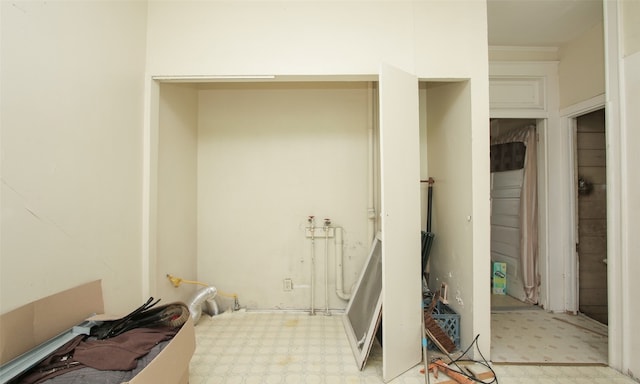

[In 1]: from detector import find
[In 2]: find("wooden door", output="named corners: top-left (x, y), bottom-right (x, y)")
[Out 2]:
top-left (576, 108), bottom-right (608, 324)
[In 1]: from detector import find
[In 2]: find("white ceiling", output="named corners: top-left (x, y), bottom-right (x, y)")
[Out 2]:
top-left (487, 0), bottom-right (603, 47)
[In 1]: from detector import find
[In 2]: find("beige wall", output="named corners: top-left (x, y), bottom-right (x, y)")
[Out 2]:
top-left (424, 81), bottom-right (476, 351)
top-left (146, 1), bottom-right (488, 79)
top-left (196, 82), bottom-right (372, 311)
top-left (558, 21), bottom-right (606, 109)
top-left (0, 1), bottom-right (148, 314)
top-left (489, 47), bottom-right (559, 62)
top-left (622, 0), bottom-right (640, 56)
top-left (146, 2), bottom-right (413, 76)
top-left (156, 83), bottom-right (200, 304)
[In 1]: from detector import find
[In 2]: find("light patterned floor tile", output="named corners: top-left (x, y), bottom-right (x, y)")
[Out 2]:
top-left (188, 311), bottom-right (637, 384)
top-left (491, 310), bottom-right (608, 364)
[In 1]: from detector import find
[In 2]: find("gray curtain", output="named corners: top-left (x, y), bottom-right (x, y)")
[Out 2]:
top-left (491, 126), bottom-right (539, 304)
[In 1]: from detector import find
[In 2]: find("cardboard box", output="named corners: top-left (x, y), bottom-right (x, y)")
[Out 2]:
top-left (492, 262), bottom-right (507, 295)
top-left (0, 281), bottom-right (195, 384)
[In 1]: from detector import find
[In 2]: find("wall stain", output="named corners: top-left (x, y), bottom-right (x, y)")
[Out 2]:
top-left (284, 319), bottom-right (299, 327)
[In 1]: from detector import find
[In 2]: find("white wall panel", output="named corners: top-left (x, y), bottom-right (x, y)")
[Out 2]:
top-left (0, 1), bottom-right (148, 315)
top-left (379, 64), bottom-right (421, 382)
top-left (622, 49), bottom-right (640, 381)
top-left (156, 83), bottom-right (199, 304)
top-left (490, 77), bottom-right (545, 111)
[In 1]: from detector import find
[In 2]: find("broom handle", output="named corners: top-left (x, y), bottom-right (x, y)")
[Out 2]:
top-left (427, 182), bottom-right (433, 232)
top-left (420, 178), bottom-right (435, 232)
top-left (421, 302), bottom-right (431, 384)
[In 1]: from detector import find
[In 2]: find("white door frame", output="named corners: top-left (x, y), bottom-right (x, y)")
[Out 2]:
top-left (489, 61), bottom-right (558, 311)
top-left (559, 94), bottom-right (606, 314)
top-left (603, 0), bottom-right (625, 371)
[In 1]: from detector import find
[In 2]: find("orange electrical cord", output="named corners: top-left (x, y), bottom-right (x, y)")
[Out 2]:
top-left (166, 274), bottom-right (238, 299)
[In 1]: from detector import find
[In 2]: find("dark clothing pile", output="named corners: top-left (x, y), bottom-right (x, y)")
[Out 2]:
top-left (17, 327), bottom-right (178, 384)
top-left (12, 300), bottom-right (190, 384)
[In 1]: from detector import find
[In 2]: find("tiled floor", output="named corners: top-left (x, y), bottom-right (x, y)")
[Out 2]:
top-left (188, 311), bottom-right (637, 384)
top-left (491, 310), bottom-right (608, 364)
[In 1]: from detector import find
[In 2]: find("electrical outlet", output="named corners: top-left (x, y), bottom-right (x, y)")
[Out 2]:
top-left (283, 278), bottom-right (293, 291)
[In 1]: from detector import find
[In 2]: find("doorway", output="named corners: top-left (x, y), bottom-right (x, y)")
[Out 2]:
top-left (489, 116), bottom-right (609, 365)
top-left (575, 108), bottom-right (608, 324)
top-left (490, 118), bottom-right (539, 305)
